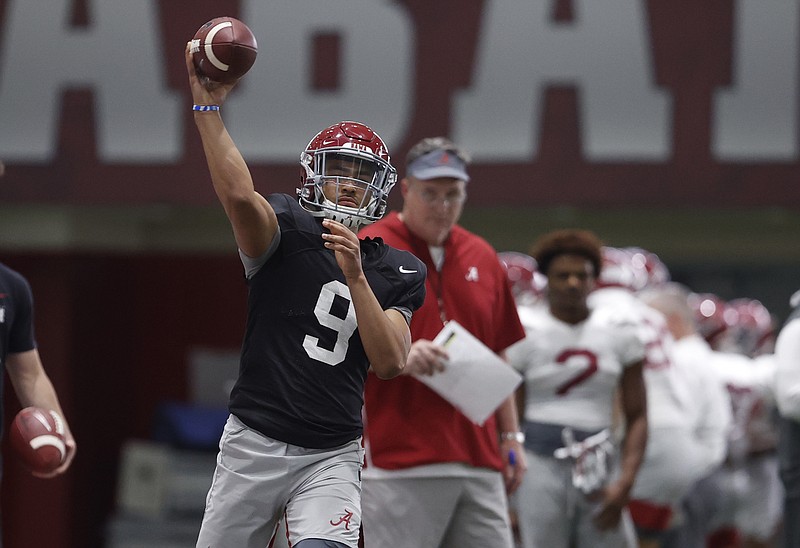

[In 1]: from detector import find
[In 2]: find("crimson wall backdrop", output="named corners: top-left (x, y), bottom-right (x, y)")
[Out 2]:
top-left (0, 0), bottom-right (799, 209)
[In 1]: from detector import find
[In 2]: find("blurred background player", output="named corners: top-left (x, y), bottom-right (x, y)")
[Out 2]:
top-left (774, 289), bottom-right (800, 548)
top-left (688, 292), bottom-right (730, 352)
top-left (358, 137), bottom-right (527, 548)
top-left (694, 294), bottom-right (782, 548)
top-left (185, 46), bottom-right (426, 548)
top-left (667, 290), bottom-right (780, 548)
top-left (0, 161), bottom-right (77, 538)
top-left (716, 298), bottom-right (777, 358)
top-left (0, 263), bottom-right (79, 462)
top-left (637, 283), bottom-right (733, 548)
top-left (498, 251), bottom-right (547, 308)
top-left (506, 229), bottom-right (648, 548)
top-left (1, 163), bottom-right (77, 542)
top-left (716, 298), bottom-right (783, 548)
top-left (588, 248), bottom-right (718, 547)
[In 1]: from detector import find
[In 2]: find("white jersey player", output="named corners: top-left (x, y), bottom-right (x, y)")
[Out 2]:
top-left (506, 231), bottom-right (647, 548)
top-left (704, 341), bottom-right (781, 546)
top-left (511, 302), bottom-right (644, 433)
top-left (662, 289), bottom-right (780, 548)
top-left (590, 259), bottom-right (728, 548)
top-left (776, 290), bottom-right (800, 421)
top-left (775, 289), bottom-right (800, 548)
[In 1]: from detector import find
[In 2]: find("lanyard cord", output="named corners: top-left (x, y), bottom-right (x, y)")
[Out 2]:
top-left (427, 264), bottom-right (448, 325)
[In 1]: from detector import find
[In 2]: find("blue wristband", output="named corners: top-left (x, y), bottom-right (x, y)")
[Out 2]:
top-left (192, 104), bottom-right (220, 112)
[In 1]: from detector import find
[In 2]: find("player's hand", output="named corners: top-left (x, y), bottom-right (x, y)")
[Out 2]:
top-left (322, 219), bottom-right (363, 280)
top-left (403, 339), bottom-right (448, 376)
top-left (590, 481), bottom-right (628, 531)
top-left (185, 42), bottom-right (236, 107)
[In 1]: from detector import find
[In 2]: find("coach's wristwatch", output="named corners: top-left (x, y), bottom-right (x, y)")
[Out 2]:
top-left (500, 431), bottom-right (526, 443)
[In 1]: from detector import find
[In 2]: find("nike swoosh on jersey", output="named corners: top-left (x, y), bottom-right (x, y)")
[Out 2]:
top-left (398, 266), bottom-right (418, 274)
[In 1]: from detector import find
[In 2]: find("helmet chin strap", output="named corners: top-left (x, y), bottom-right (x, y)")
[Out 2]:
top-left (321, 203), bottom-right (371, 232)
top-left (326, 210), bottom-right (362, 231)
top-left (318, 188), bottom-right (380, 231)
top-left (298, 188), bottom-right (372, 232)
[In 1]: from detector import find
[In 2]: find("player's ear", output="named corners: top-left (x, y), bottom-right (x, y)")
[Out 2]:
top-left (400, 177), bottom-right (411, 198)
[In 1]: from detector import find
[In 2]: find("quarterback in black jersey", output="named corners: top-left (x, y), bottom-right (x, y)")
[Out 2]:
top-left (232, 194), bottom-right (427, 450)
top-left (186, 45), bottom-right (425, 548)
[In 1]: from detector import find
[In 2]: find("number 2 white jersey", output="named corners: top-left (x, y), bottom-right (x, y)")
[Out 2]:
top-left (506, 302), bottom-right (645, 431)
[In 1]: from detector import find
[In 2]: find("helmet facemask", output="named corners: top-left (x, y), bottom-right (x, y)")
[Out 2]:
top-left (299, 148), bottom-right (397, 230)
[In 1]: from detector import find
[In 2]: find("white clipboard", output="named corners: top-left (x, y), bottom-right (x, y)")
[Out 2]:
top-left (415, 320), bottom-right (523, 425)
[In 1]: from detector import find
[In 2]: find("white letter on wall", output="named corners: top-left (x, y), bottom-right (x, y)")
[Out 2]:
top-left (0, 0), bottom-right (181, 162)
top-left (454, 0), bottom-right (670, 161)
top-left (714, 0), bottom-right (798, 160)
top-left (230, 0), bottom-right (413, 161)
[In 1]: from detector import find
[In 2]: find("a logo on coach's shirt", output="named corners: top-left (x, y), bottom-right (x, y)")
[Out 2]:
top-left (329, 509), bottom-right (354, 530)
top-left (465, 266), bottom-right (479, 282)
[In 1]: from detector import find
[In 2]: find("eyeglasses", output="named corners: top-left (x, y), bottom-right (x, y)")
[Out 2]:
top-left (411, 186), bottom-right (467, 207)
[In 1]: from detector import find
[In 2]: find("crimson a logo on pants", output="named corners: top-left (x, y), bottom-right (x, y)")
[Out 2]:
top-left (329, 509), bottom-right (354, 531)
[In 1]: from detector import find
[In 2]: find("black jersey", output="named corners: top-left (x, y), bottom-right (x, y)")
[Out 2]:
top-left (0, 262), bottom-right (36, 363)
top-left (229, 194), bottom-right (426, 449)
top-left (0, 262), bottom-right (37, 429)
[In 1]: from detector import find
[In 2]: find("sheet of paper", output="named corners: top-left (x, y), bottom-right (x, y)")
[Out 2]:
top-left (415, 320), bottom-right (523, 425)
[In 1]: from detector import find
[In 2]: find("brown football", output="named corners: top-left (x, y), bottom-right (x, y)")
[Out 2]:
top-left (191, 16), bottom-right (258, 84)
top-left (9, 407), bottom-right (66, 475)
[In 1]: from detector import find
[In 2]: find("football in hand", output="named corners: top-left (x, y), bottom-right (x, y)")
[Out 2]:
top-left (191, 16), bottom-right (258, 84)
top-left (10, 407), bottom-right (67, 475)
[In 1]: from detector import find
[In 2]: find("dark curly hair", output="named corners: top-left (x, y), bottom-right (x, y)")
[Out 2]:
top-left (530, 229), bottom-right (603, 278)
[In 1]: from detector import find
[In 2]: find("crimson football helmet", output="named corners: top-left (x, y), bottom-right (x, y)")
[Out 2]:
top-left (595, 247), bottom-right (649, 292)
top-left (625, 247), bottom-right (670, 289)
top-left (717, 298), bottom-right (776, 357)
top-left (687, 292), bottom-right (729, 349)
top-left (498, 251), bottom-right (547, 305)
top-left (298, 121), bottom-right (397, 229)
